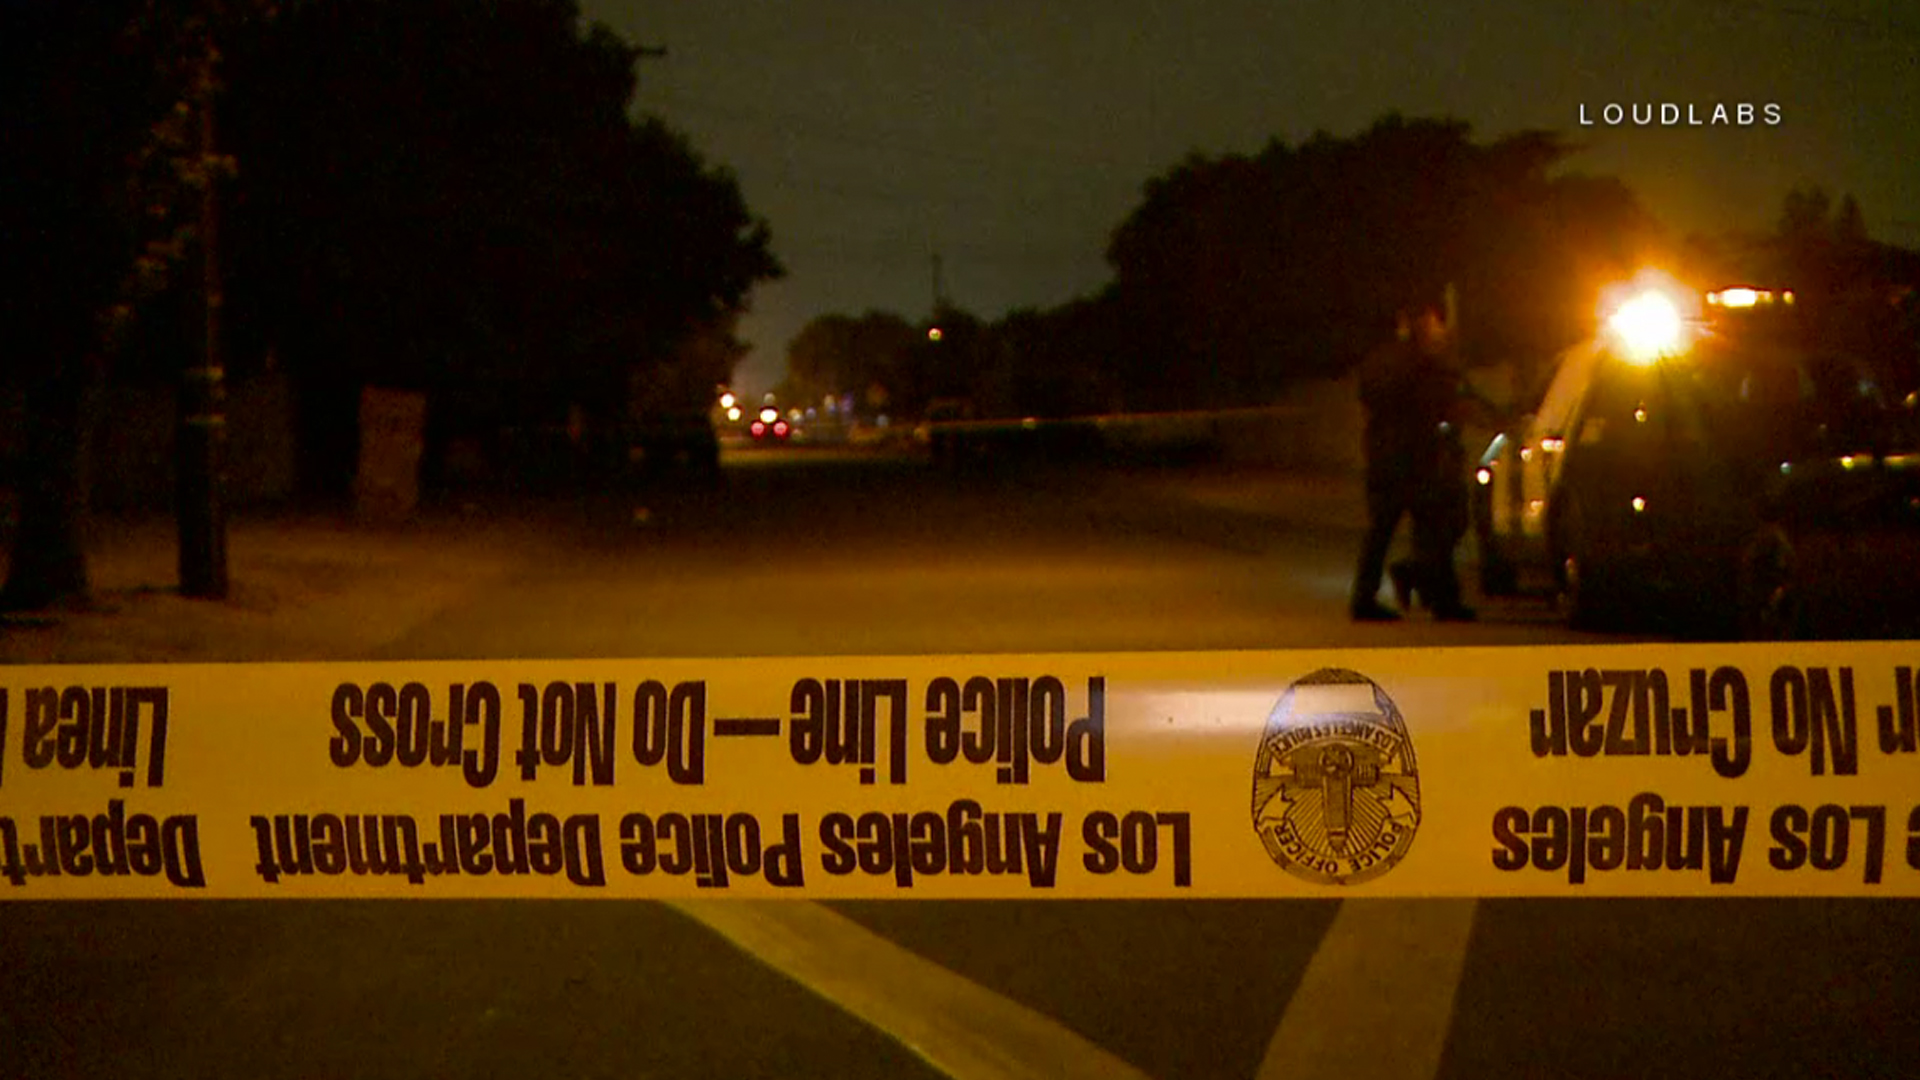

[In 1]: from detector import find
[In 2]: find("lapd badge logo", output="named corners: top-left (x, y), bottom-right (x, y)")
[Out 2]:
top-left (1251, 668), bottom-right (1421, 886)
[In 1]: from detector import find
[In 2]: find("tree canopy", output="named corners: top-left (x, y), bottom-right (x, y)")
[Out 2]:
top-left (782, 310), bottom-right (922, 417)
top-left (1101, 115), bottom-right (1662, 407)
top-left (0, 0), bottom-right (783, 606)
top-left (221, 0), bottom-right (780, 471)
top-left (0, 1), bottom-right (170, 391)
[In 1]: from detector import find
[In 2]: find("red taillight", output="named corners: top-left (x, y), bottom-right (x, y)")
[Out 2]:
top-left (750, 421), bottom-right (766, 437)
top-left (774, 421), bottom-right (789, 437)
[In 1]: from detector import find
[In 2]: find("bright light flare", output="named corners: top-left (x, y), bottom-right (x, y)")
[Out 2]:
top-left (719, 392), bottom-right (736, 409)
top-left (1606, 290), bottom-right (1686, 364)
top-left (1475, 468), bottom-right (1493, 486)
top-left (725, 406), bottom-right (742, 422)
top-left (758, 406), bottom-right (779, 424)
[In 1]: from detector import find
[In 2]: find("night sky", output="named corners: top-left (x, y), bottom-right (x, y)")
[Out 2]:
top-left (581, 1), bottom-right (1920, 394)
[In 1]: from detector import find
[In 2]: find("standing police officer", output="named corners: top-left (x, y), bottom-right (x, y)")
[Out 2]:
top-left (1351, 300), bottom-right (1481, 622)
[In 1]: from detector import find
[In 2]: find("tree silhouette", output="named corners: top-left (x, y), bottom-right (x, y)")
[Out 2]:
top-left (1103, 115), bottom-right (1659, 409)
top-left (222, 0), bottom-right (780, 495)
top-left (783, 311), bottom-right (921, 419)
top-left (1, 3), bottom-right (138, 608)
top-left (2, 0), bottom-right (780, 609)
top-left (1, 0), bottom-right (268, 608)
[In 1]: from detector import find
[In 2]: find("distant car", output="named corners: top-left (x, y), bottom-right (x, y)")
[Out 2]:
top-left (749, 405), bottom-right (791, 443)
top-left (1473, 285), bottom-right (1920, 637)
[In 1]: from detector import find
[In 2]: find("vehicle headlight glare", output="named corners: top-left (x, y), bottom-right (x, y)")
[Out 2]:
top-left (1606, 291), bottom-right (1685, 364)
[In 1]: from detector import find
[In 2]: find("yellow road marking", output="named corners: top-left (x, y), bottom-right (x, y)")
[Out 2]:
top-left (671, 900), bottom-right (1154, 1080)
top-left (1256, 899), bottom-right (1478, 1080)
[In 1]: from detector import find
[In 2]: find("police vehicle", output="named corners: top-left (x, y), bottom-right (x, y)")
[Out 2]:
top-left (1472, 278), bottom-right (1920, 637)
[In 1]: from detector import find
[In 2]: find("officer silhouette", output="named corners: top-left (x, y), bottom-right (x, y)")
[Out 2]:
top-left (1351, 300), bottom-right (1479, 621)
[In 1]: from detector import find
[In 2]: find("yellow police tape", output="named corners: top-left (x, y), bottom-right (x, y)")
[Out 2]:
top-left (2, 642), bottom-right (1918, 898)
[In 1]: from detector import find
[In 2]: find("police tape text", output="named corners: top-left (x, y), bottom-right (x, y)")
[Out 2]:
top-left (12, 686), bottom-right (170, 789)
top-left (1, 800), bottom-right (203, 887)
top-left (923, 675), bottom-right (1106, 784)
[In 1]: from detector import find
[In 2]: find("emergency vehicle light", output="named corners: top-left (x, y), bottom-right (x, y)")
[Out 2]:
top-left (1606, 290), bottom-right (1685, 365)
top-left (1707, 286), bottom-right (1793, 309)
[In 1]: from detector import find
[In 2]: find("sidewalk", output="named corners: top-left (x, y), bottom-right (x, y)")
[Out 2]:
top-left (0, 465), bottom-right (1377, 666)
top-left (0, 507), bottom-right (553, 665)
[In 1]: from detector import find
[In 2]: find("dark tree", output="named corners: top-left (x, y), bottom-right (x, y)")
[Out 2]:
top-left (0, 1), bottom-right (173, 609)
top-left (2, 0), bottom-right (780, 608)
top-left (783, 311), bottom-right (923, 419)
top-left (985, 294), bottom-right (1125, 418)
top-left (1103, 115), bottom-right (1659, 409)
top-left (221, 0), bottom-right (780, 494)
top-left (1770, 188), bottom-right (1920, 389)
top-left (915, 304), bottom-right (988, 413)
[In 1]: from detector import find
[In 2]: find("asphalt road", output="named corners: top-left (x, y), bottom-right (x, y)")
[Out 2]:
top-left (375, 446), bottom-right (1594, 659)
top-left (3, 447), bottom-right (1917, 1080)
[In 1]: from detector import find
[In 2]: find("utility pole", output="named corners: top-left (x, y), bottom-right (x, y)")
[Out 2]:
top-left (179, 32), bottom-right (228, 599)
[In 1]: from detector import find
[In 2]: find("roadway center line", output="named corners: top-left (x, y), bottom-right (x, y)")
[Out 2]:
top-left (1255, 899), bottom-right (1478, 1080)
top-left (669, 900), bottom-right (1154, 1080)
